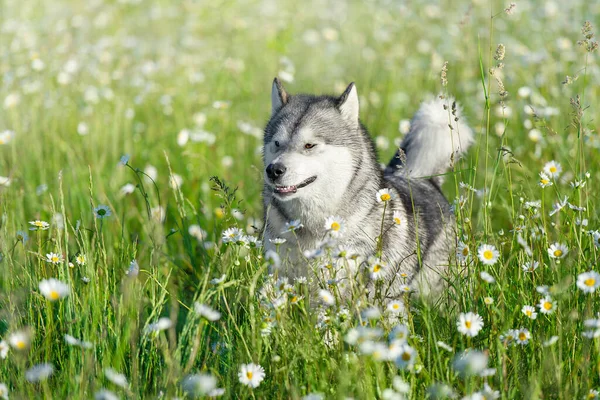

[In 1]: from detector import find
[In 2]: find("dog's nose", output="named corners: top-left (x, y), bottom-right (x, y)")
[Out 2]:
top-left (266, 163), bottom-right (287, 181)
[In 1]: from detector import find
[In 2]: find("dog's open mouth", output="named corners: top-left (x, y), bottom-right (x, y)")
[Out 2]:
top-left (274, 176), bottom-right (317, 195)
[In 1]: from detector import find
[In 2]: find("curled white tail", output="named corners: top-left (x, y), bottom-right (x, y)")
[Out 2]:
top-left (386, 97), bottom-right (473, 184)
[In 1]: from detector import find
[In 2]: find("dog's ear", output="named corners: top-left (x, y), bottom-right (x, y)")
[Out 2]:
top-left (271, 78), bottom-right (288, 115)
top-left (337, 82), bottom-right (359, 123)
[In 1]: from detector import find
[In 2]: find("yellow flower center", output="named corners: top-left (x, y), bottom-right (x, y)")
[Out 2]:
top-left (401, 352), bottom-right (411, 361)
top-left (246, 371), bottom-right (253, 379)
top-left (392, 304), bottom-right (399, 310)
top-left (49, 290), bottom-right (60, 300)
top-left (526, 310), bottom-right (532, 316)
top-left (462, 247), bottom-right (469, 256)
top-left (15, 340), bottom-right (26, 349)
top-left (549, 166), bottom-right (557, 173)
top-left (553, 250), bottom-right (563, 257)
top-left (373, 264), bottom-right (381, 273)
top-left (483, 250), bottom-right (493, 260)
top-left (214, 208), bottom-right (224, 219)
top-left (331, 222), bottom-right (340, 231)
top-left (465, 321), bottom-right (472, 329)
top-left (34, 221), bottom-right (44, 227)
top-left (543, 302), bottom-right (552, 310)
top-left (77, 256), bottom-right (84, 263)
top-left (585, 278), bottom-right (596, 287)
top-left (51, 256), bottom-right (59, 263)
top-left (541, 179), bottom-right (549, 185)
top-left (519, 332), bottom-right (527, 341)
top-left (393, 217), bottom-right (401, 225)
top-left (291, 296), bottom-right (298, 303)
top-left (380, 193), bottom-right (391, 201)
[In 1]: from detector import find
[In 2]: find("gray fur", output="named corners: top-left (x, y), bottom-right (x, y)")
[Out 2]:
top-left (262, 79), bottom-right (472, 300)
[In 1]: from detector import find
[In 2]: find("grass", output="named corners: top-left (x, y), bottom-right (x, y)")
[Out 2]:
top-left (0, 0), bottom-right (599, 398)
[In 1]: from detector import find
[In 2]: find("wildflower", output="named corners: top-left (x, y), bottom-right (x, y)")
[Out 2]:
top-left (577, 271), bottom-right (600, 293)
top-left (29, 220), bottom-right (50, 230)
top-left (516, 328), bottom-right (531, 345)
top-left (0, 341), bottom-right (8, 359)
top-left (282, 219), bottom-right (303, 233)
top-left (362, 307), bottom-right (382, 320)
top-left (543, 161), bottom-right (562, 178)
top-left (76, 254), bottom-right (86, 266)
top-left (269, 238), bottom-right (286, 245)
top-left (522, 305), bottom-right (537, 319)
top-left (94, 205), bottom-right (112, 219)
top-left (538, 172), bottom-right (553, 188)
top-left (144, 317), bottom-right (173, 333)
top-left (484, 297), bottom-right (494, 305)
top-left (318, 289), bottom-right (335, 306)
top-left (0, 383), bottom-right (7, 400)
top-left (477, 244), bottom-right (499, 266)
top-left (238, 363), bottom-right (265, 388)
top-left (392, 211), bottom-right (402, 225)
top-left (376, 188), bottom-right (394, 203)
top-left (120, 183), bottom-right (136, 196)
top-left (119, 154), bottom-right (130, 165)
top-left (548, 243), bottom-right (568, 259)
top-left (25, 363), bottom-right (54, 382)
top-left (105, 368), bottom-right (129, 389)
top-left (194, 302), bottom-right (221, 321)
top-left (181, 374), bottom-right (221, 397)
top-left (587, 390), bottom-right (600, 400)
top-left (456, 241), bottom-right (470, 263)
top-left (543, 336), bottom-right (559, 347)
top-left (592, 231), bottom-right (600, 248)
top-left (436, 341), bottom-right (453, 352)
top-left (64, 334), bottom-right (93, 349)
top-left (39, 279), bottom-right (70, 301)
top-left (500, 329), bottom-right (519, 345)
top-left (394, 343), bottom-right (417, 369)
top-left (389, 324), bottom-right (410, 343)
top-left (457, 312), bottom-right (484, 337)
top-left (16, 230), bottom-right (29, 244)
top-left (538, 296), bottom-right (556, 314)
top-left (549, 196), bottom-right (568, 216)
top-left (94, 389), bottom-right (120, 400)
top-left (522, 261), bottom-right (539, 272)
top-left (368, 259), bottom-right (386, 280)
top-left (210, 275), bottom-right (227, 285)
top-left (479, 383), bottom-right (501, 400)
top-left (453, 350), bottom-right (488, 377)
top-left (8, 330), bottom-right (31, 351)
top-left (0, 129), bottom-right (15, 145)
top-left (265, 250), bottom-right (281, 269)
top-left (480, 271), bottom-right (495, 283)
top-left (45, 252), bottom-right (63, 265)
top-left (222, 227), bottom-right (243, 243)
top-left (324, 216), bottom-right (345, 237)
top-left (387, 300), bottom-right (404, 313)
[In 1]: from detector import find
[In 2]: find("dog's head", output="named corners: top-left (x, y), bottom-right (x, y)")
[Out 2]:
top-left (263, 78), bottom-right (363, 206)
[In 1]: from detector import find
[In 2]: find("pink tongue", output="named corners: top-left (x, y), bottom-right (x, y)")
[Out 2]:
top-left (277, 185), bottom-right (297, 193)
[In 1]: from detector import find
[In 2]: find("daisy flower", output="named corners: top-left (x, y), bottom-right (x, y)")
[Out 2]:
top-left (543, 160), bottom-right (562, 178)
top-left (222, 227), bottom-right (243, 243)
top-left (29, 220), bottom-right (50, 230)
top-left (368, 260), bottom-right (386, 280)
top-left (538, 172), bottom-right (553, 188)
top-left (477, 244), bottom-right (499, 266)
top-left (456, 312), bottom-right (484, 337)
top-left (64, 334), bottom-right (93, 349)
top-left (194, 302), bottom-right (222, 321)
top-left (592, 231), bottom-right (600, 249)
top-left (269, 238), bottom-right (286, 245)
top-left (25, 363), bottom-right (54, 382)
top-left (181, 373), bottom-right (220, 397)
top-left (538, 296), bottom-right (556, 314)
top-left (39, 279), bottom-right (70, 301)
top-left (392, 211), bottom-right (402, 225)
top-left (480, 271), bottom-right (495, 283)
top-left (543, 336), bottom-right (559, 347)
top-left (104, 368), bottom-right (129, 389)
top-left (282, 219), bottom-right (303, 233)
top-left (577, 271), bottom-right (600, 294)
top-left (0, 383), bottom-right (7, 400)
top-left (16, 230), bottom-right (29, 244)
top-left (387, 300), bottom-right (404, 314)
top-left (484, 297), bottom-right (494, 305)
top-left (516, 328), bottom-right (531, 345)
top-left (8, 330), bottom-right (31, 351)
top-left (238, 363), bottom-right (265, 388)
top-left (76, 254), bottom-right (86, 266)
top-left (144, 317), bottom-right (173, 334)
top-left (324, 216), bottom-right (345, 237)
top-left (456, 241), bottom-right (470, 263)
top-left (547, 243), bottom-right (568, 259)
top-left (94, 205), bottom-right (112, 219)
top-left (394, 343), bottom-right (417, 369)
top-left (318, 289), bottom-right (335, 306)
top-left (45, 252), bottom-right (63, 264)
top-left (0, 341), bottom-right (8, 359)
top-left (376, 188), bottom-right (394, 203)
top-left (521, 261), bottom-right (539, 272)
top-left (521, 305), bottom-right (537, 319)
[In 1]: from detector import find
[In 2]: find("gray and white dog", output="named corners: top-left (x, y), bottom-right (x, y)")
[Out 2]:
top-left (262, 78), bottom-right (473, 300)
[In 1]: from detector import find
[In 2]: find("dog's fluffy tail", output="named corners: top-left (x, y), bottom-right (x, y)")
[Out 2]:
top-left (384, 97), bottom-right (473, 185)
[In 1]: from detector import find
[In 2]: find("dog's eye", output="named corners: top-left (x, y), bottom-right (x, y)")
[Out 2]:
top-left (274, 141), bottom-right (280, 147)
top-left (304, 143), bottom-right (316, 149)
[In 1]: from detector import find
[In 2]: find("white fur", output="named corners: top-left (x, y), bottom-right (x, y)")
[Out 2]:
top-left (271, 81), bottom-right (284, 115)
top-left (400, 97), bottom-right (473, 181)
top-left (339, 84), bottom-right (359, 123)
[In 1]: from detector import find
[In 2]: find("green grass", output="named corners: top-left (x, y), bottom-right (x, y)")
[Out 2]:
top-left (1, 0), bottom-right (600, 398)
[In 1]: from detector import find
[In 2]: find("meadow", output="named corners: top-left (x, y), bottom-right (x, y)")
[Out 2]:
top-left (1, 0), bottom-right (600, 398)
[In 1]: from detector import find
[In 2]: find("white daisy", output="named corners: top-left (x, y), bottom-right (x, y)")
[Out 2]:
top-left (0, 341), bottom-right (8, 359)
top-left (8, 330), bottom-right (31, 351)
top-left (368, 260), bottom-right (386, 280)
top-left (238, 363), bottom-right (265, 388)
top-left (318, 289), bottom-right (335, 306)
top-left (25, 363), bottom-right (54, 382)
top-left (543, 336), bottom-right (559, 347)
top-left (324, 216), bottom-right (345, 237)
top-left (538, 296), bottom-right (556, 314)
top-left (76, 254), bottom-right (86, 266)
top-left (194, 302), bottom-right (222, 321)
top-left (480, 271), bottom-right (495, 283)
top-left (577, 271), bottom-right (600, 293)
top-left (456, 241), bottom-right (470, 263)
top-left (543, 160), bottom-right (562, 178)
top-left (221, 227), bottom-right (243, 243)
top-left (104, 368), bottom-right (129, 389)
top-left (28, 220), bottom-right (50, 230)
top-left (376, 188), bottom-right (394, 203)
top-left (144, 317), bottom-right (173, 333)
top-left (516, 328), bottom-right (531, 345)
top-left (521, 261), bottom-right (539, 272)
top-left (392, 211), bottom-right (402, 225)
top-left (0, 383), bottom-right (7, 400)
top-left (39, 278), bottom-right (70, 301)
top-left (64, 334), bottom-right (93, 349)
top-left (94, 389), bottom-right (119, 400)
top-left (394, 343), bottom-right (416, 369)
top-left (456, 312), bottom-right (484, 337)
top-left (592, 231), bottom-right (600, 248)
top-left (45, 252), bottom-right (63, 264)
top-left (521, 305), bottom-right (537, 320)
top-left (282, 219), bottom-right (303, 233)
top-left (387, 300), bottom-right (404, 314)
top-left (93, 205), bottom-right (112, 219)
top-left (538, 172), bottom-right (553, 188)
top-left (484, 297), bottom-right (494, 305)
top-left (547, 243), bottom-right (568, 259)
top-left (477, 244), bottom-right (499, 266)
top-left (181, 373), bottom-right (220, 397)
